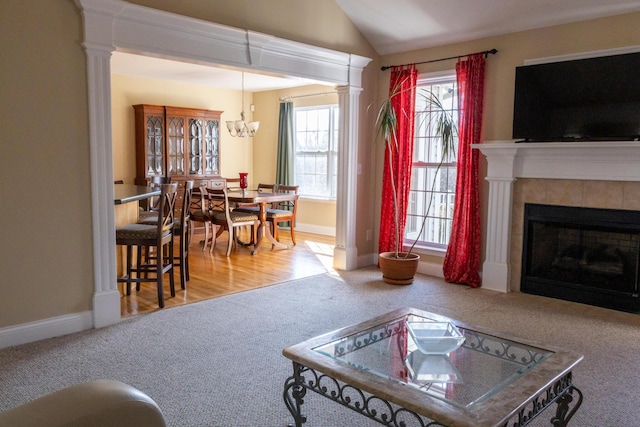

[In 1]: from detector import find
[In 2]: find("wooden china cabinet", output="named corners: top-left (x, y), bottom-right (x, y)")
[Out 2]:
top-left (134, 104), bottom-right (166, 182)
top-left (133, 104), bottom-right (223, 209)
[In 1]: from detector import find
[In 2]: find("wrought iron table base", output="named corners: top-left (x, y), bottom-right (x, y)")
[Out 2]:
top-left (283, 362), bottom-right (583, 427)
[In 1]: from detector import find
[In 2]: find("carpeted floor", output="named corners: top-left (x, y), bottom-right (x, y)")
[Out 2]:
top-left (1, 267), bottom-right (639, 426)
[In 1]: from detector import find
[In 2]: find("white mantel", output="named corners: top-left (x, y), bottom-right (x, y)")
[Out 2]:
top-left (472, 140), bottom-right (640, 293)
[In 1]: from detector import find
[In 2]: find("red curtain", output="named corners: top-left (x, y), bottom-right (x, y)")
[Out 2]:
top-left (442, 54), bottom-right (485, 287)
top-left (378, 65), bottom-right (417, 254)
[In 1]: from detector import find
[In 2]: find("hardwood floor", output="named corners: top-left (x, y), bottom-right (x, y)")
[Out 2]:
top-left (120, 229), bottom-right (336, 317)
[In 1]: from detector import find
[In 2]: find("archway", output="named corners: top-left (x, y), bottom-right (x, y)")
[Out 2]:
top-left (75, 0), bottom-right (371, 327)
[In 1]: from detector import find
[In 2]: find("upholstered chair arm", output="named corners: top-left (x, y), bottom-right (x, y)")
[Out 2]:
top-left (0, 379), bottom-right (167, 427)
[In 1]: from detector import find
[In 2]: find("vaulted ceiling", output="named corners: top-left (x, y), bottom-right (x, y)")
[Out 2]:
top-left (335, 0), bottom-right (640, 55)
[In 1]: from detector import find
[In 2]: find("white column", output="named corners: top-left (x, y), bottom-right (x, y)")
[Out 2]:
top-left (81, 43), bottom-right (121, 327)
top-left (473, 144), bottom-right (517, 292)
top-left (482, 177), bottom-right (516, 292)
top-left (333, 85), bottom-right (362, 270)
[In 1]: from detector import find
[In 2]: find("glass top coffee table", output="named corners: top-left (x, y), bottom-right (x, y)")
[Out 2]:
top-left (283, 307), bottom-right (583, 427)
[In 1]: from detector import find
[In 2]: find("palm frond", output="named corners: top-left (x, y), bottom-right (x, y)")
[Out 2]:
top-left (373, 78), bottom-right (458, 258)
top-left (419, 89), bottom-right (457, 160)
top-left (406, 88), bottom-right (458, 255)
top-left (375, 96), bottom-right (398, 148)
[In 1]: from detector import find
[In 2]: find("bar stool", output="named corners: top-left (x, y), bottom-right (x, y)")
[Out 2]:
top-left (138, 181), bottom-right (194, 291)
top-left (174, 180), bottom-right (194, 289)
top-left (116, 183), bottom-right (178, 308)
top-left (138, 176), bottom-right (170, 221)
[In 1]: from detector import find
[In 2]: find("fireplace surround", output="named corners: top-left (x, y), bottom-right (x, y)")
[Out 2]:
top-left (473, 141), bottom-right (640, 300)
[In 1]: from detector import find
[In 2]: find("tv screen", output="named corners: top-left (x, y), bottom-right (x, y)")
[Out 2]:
top-left (513, 52), bottom-right (640, 142)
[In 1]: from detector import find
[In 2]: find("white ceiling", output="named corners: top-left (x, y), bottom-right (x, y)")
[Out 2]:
top-left (110, 52), bottom-right (324, 92)
top-left (111, 0), bottom-right (640, 89)
top-left (336, 0), bottom-right (640, 55)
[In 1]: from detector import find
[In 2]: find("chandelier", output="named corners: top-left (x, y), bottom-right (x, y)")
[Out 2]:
top-left (226, 71), bottom-right (259, 137)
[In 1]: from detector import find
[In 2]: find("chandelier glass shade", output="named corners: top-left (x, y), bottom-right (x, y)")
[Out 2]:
top-left (226, 72), bottom-right (259, 137)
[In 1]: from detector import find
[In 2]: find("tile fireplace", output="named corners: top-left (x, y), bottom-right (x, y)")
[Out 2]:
top-left (473, 141), bottom-right (640, 299)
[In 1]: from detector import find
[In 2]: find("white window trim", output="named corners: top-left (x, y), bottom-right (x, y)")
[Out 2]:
top-left (294, 104), bottom-right (339, 199)
top-left (406, 70), bottom-right (458, 251)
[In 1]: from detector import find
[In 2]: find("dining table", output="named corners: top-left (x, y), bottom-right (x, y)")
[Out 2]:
top-left (209, 189), bottom-right (299, 255)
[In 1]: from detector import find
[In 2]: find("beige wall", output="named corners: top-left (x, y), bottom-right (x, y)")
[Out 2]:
top-left (378, 12), bottom-right (640, 141)
top-left (125, 0), bottom-right (371, 58)
top-left (111, 74), bottom-right (254, 182)
top-left (3, 0), bottom-right (640, 333)
top-left (253, 85), bottom-right (340, 232)
top-left (0, 0), bottom-right (94, 326)
top-left (0, 0), bottom-right (375, 330)
top-left (112, 76), bottom-right (338, 232)
top-left (376, 12), bottom-right (640, 269)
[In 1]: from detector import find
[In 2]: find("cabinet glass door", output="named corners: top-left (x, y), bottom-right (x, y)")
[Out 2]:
top-left (189, 118), bottom-right (203, 175)
top-left (204, 119), bottom-right (220, 175)
top-left (146, 115), bottom-right (164, 176)
top-left (167, 116), bottom-right (185, 176)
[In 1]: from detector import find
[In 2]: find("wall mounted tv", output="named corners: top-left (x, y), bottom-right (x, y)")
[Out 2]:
top-left (513, 51), bottom-right (640, 142)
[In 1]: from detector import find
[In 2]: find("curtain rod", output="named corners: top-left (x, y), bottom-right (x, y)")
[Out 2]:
top-left (279, 91), bottom-right (336, 101)
top-left (380, 48), bottom-right (498, 71)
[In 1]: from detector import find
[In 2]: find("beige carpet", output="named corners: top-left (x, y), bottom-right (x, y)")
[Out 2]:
top-left (1, 267), bottom-right (639, 426)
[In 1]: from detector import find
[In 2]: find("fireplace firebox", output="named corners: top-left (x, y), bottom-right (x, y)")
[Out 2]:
top-left (521, 203), bottom-right (640, 313)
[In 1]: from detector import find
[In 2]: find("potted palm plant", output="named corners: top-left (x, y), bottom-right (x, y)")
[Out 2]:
top-left (376, 81), bottom-right (457, 285)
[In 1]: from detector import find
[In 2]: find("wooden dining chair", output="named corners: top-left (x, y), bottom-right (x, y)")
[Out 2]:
top-left (233, 183), bottom-right (277, 212)
top-left (237, 183), bottom-right (277, 208)
top-left (206, 186), bottom-right (259, 256)
top-left (268, 185), bottom-right (299, 245)
top-left (256, 183), bottom-right (277, 194)
top-left (224, 177), bottom-right (242, 191)
top-left (189, 183), bottom-right (216, 252)
top-left (116, 183), bottom-right (178, 308)
top-left (231, 183), bottom-right (277, 242)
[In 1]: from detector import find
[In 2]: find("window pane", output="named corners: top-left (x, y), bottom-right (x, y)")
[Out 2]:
top-left (296, 111), bottom-right (307, 130)
top-left (293, 105), bottom-right (339, 198)
top-left (317, 109), bottom-right (329, 130)
top-left (307, 109), bottom-right (318, 130)
top-left (318, 130), bottom-right (329, 151)
top-left (406, 76), bottom-right (458, 248)
top-left (305, 131), bottom-right (317, 150)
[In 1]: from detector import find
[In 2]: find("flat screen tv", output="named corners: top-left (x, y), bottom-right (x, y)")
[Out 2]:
top-left (513, 52), bottom-right (640, 142)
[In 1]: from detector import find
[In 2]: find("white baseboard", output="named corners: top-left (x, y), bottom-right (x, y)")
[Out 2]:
top-left (0, 311), bottom-right (94, 350)
top-left (294, 223), bottom-right (336, 236)
top-left (358, 253), bottom-right (378, 268)
top-left (361, 253), bottom-right (444, 279)
top-left (417, 260), bottom-right (444, 278)
top-left (0, 251), bottom-right (441, 350)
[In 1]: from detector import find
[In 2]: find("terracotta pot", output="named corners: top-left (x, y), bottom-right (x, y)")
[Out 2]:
top-left (378, 252), bottom-right (420, 285)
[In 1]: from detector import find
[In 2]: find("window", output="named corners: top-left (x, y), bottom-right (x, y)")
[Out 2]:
top-left (294, 106), bottom-right (339, 198)
top-left (405, 74), bottom-right (459, 248)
